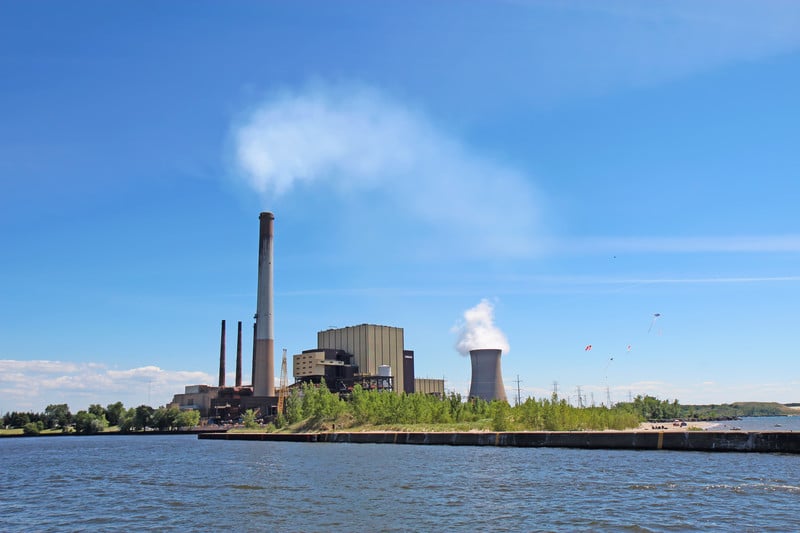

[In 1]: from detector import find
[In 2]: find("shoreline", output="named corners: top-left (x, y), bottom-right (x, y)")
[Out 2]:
top-left (198, 429), bottom-right (800, 453)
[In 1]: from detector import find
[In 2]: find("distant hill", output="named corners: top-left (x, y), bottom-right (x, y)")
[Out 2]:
top-left (679, 402), bottom-right (797, 419)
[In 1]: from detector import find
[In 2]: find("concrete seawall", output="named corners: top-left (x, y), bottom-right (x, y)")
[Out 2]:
top-left (198, 431), bottom-right (800, 453)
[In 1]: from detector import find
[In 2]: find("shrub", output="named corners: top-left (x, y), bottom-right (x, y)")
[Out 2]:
top-left (23, 421), bottom-right (43, 435)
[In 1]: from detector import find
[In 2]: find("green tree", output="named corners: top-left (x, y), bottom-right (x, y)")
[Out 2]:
top-left (105, 401), bottom-right (125, 426)
top-left (285, 388), bottom-right (303, 425)
top-left (490, 401), bottom-right (512, 431)
top-left (8, 412), bottom-right (31, 428)
top-left (176, 409), bottom-right (200, 429)
top-left (133, 405), bottom-right (154, 430)
top-left (242, 409), bottom-right (258, 429)
top-left (73, 410), bottom-right (108, 434)
top-left (118, 408), bottom-right (136, 433)
top-left (23, 421), bottom-right (44, 435)
top-left (44, 404), bottom-right (72, 431)
top-left (152, 407), bottom-right (180, 431)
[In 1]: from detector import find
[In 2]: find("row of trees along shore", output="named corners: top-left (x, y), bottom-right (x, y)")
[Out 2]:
top-left (11, 388), bottom-right (784, 436)
top-left (255, 384), bottom-right (668, 432)
top-left (2, 403), bottom-right (200, 435)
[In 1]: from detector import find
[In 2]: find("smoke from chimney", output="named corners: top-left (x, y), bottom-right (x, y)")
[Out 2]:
top-left (452, 299), bottom-right (509, 356)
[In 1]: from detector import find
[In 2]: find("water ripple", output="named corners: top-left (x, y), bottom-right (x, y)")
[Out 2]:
top-left (1, 434), bottom-right (798, 531)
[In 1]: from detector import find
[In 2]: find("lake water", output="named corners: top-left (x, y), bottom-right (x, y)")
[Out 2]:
top-left (2, 416), bottom-right (798, 532)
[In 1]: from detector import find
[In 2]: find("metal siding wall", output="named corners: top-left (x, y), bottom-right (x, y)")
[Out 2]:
top-left (392, 327), bottom-right (403, 395)
top-left (414, 378), bottom-right (444, 395)
top-left (361, 326), bottom-right (368, 373)
top-left (317, 324), bottom-right (406, 394)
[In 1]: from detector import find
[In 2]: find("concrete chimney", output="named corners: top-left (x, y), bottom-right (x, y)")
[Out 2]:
top-left (253, 212), bottom-right (275, 397)
top-left (218, 319), bottom-right (226, 388)
top-left (235, 320), bottom-right (243, 388)
top-left (468, 349), bottom-right (507, 402)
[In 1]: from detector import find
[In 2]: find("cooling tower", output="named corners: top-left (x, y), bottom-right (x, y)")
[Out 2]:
top-left (252, 212), bottom-right (275, 397)
top-left (468, 349), bottom-right (507, 402)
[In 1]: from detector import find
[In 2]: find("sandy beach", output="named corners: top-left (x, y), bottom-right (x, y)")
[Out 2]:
top-left (636, 421), bottom-right (717, 431)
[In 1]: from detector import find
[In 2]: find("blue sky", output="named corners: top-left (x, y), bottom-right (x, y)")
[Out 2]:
top-left (2, 1), bottom-right (799, 413)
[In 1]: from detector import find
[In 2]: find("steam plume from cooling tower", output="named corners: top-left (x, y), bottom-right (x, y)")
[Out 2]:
top-left (453, 299), bottom-right (510, 356)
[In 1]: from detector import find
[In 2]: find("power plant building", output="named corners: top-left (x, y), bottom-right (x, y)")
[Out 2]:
top-left (317, 324), bottom-right (413, 394)
top-left (169, 385), bottom-right (219, 416)
top-left (414, 378), bottom-right (445, 397)
top-left (168, 214), bottom-right (450, 423)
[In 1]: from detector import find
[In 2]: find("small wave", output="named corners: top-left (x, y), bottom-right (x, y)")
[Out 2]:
top-left (166, 500), bottom-right (189, 508)
top-left (230, 484), bottom-right (266, 490)
top-left (704, 484), bottom-right (745, 493)
top-left (627, 484), bottom-right (658, 490)
top-left (754, 483), bottom-right (800, 494)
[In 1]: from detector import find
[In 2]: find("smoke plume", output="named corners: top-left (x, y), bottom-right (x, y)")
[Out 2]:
top-left (230, 82), bottom-right (541, 259)
top-left (453, 299), bottom-right (510, 356)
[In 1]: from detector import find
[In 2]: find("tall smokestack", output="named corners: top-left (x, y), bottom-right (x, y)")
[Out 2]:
top-left (253, 212), bottom-right (275, 397)
top-left (218, 320), bottom-right (226, 388)
top-left (251, 322), bottom-right (256, 387)
top-left (235, 321), bottom-right (243, 388)
top-left (468, 349), bottom-right (507, 402)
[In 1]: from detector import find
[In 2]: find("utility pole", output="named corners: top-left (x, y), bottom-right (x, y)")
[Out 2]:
top-left (576, 386), bottom-right (583, 408)
top-left (514, 374), bottom-right (523, 406)
top-left (606, 386), bottom-right (612, 407)
top-left (590, 392), bottom-right (595, 407)
top-left (552, 380), bottom-right (559, 398)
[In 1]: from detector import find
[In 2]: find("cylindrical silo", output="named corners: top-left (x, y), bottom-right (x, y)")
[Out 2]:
top-left (468, 349), bottom-right (507, 402)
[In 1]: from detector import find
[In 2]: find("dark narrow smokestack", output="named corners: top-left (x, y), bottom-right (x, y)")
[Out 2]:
top-left (251, 322), bottom-right (256, 387)
top-left (253, 212), bottom-right (275, 397)
top-left (218, 319), bottom-right (226, 388)
top-left (235, 321), bottom-right (243, 388)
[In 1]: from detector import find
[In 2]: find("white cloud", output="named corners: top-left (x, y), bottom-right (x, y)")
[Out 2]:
top-left (0, 360), bottom-right (215, 413)
top-left (231, 83), bottom-right (541, 259)
top-left (503, 0), bottom-right (800, 101)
